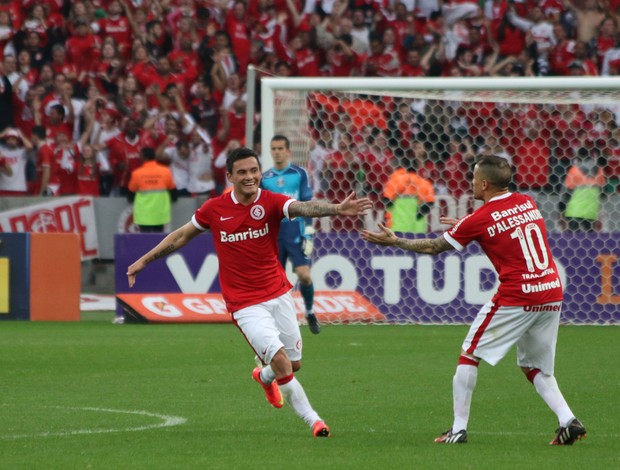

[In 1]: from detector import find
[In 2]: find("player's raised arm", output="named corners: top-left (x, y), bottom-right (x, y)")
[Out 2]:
top-left (127, 221), bottom-right (203, 287)
top-left (361, 223), bottom-right (454, 255)
top-left (289, 192), bottom-right (373, 218)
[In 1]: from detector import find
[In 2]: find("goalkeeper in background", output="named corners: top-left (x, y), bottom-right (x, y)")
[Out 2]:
top-left (261, 134), bottom-right (321, 334)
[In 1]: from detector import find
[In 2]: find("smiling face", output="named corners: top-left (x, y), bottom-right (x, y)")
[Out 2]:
top-left (227, 155), bottom-right (262, 202)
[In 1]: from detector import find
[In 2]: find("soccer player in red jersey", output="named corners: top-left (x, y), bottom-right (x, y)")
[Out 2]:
top-left (127, 147), bottom-right (372, 437)
top-left (362, 155), bottom-right (586, 446)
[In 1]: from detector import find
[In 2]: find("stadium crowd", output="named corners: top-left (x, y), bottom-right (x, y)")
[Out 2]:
top-left (0, 0), bottom-right (619, 221)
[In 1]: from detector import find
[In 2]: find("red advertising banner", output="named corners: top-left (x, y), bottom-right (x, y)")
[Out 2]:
top-left (117, 291), bottom-right (385, 323)
top-left (0, 197), bottom-right (99, 259)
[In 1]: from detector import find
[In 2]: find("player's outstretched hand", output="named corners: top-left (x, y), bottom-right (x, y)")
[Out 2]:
top-left (127, 259), bottom-right (146, 288)
top-left (439, 216), bottom-right (459, 227)
top-left (361, 223), bottom-right (399, 246)
top-left (338, 192), bottom-right (373, 216)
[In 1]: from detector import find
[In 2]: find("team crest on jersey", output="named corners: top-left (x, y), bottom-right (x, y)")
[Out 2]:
top-left (276, 176), bottom-right (285, 188)
top-left (250, 205), bottom-right (265, 220)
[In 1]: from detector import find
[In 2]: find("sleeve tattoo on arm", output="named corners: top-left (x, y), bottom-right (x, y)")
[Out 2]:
top-left (291, 201), bottom-right (339, 218)
top-left (395, 236), bottom-right (453, 255)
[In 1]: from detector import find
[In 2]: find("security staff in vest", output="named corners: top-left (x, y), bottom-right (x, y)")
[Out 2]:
top-left (128, 147), bottom-right (177, 233)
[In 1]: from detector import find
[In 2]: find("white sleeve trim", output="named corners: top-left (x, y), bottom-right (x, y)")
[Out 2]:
top-left (191, 214), bottom-right (208, 231)
top-left (443, 232), bottom-right (464, 252)
top-left (283, 198), bottom-right (296, 220)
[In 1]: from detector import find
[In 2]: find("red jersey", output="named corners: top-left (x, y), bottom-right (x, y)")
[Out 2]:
top-left (51, 60), bottom-right (79, 80)
top-left (549, 40), bottom-right (575, 75)
top-left (66, 34), bottom-right (102, 72)
top-left (364, 51), bottom-right (401, 76)
top-left (294, 48), bottom-right (320, 77)
top-left (401, 63), bottom-right (426, 77)
top-left (76, 160), bottom-right (100, 196)
top-left (225, 12), bottom-right (251, 70)
top-left (323, 51), bottom-right (360, 77)
top-left (53, 145), bottom-right (79, 195)
top-left (31, 142), bottom-right (56, 195)
top-left (191, 189), bottom-right (294, 313)
top-left (107, 133), bottom-right (142, 188)
top-left (96, 16), bottom-right (132, 56)
top-left (444, 192), bottom-right (563, 306)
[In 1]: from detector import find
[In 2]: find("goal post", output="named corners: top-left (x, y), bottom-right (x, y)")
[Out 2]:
top-left (259, 77), bottom-right (620, 325)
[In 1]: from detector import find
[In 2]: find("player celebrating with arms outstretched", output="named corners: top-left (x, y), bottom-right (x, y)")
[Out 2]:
top-left (128, 147), bottom-right (372, 437)
top-left (362, 155), bottom-right (586, 445)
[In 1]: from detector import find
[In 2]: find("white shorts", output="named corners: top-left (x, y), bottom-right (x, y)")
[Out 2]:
top-left (232, 292), bottom-right (302, 365)
top-left (462, 301), bottom-right (562, 375)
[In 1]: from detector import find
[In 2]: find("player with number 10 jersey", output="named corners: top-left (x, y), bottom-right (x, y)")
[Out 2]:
top-left (444, 192), bottom-right (563, 306)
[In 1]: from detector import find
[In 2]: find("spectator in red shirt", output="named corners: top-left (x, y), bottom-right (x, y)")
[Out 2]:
top-left (365, 32), bottom-right (401, 76)
top-left (39, 73), bottom-right (74, 129)
top-left (145, 19), bottom-right (173, 59)
top-left (593, 16), bottom-right (617, 67)
top-left (401, 49), bottom-right (428, 76)
top-left (572, 40), bottom-right (599, 74)
top-left (224, 0), bottom-right (251, 71)
top-left (93, 0), bottom-right (133, 59)
top-left (21, 3), bottom-right (53, 49)
top-left (17, 30), bottom-right (49, 70)
top-left (115, 74), bottom-right (144, 117)
top-left (66, 16), bottom-right (102, 74)
top-left (549, 23), bottom-right (576, 75)
top-left (50, 44), bottom-right (78, 83)
top-left (76, 142), bottom-right (100, 196)
top-left (92, 39), bottom-right (124, 96)
top-left (171, 14), bottom-right (199, 54)
top-left (30, 124), bottom-right (55, 195)
top-left (189, 79), bottom-right (219, 138)
top-left (382, 26), bottom-right (405, 62)
top-left (137, 56), bottom-right (181, 111)
top-left (321, 35), bottom-right (361, 77)
top-left (105, 115), bottom-right (142, 196)
top-left (494, 15), bottom-right (526, 58)
top-left (125, 42), bottom-right (152, 80)
top-left (284, 26), bottom-right (321, 76)
top-left (0, 0), bottom-right (23, 31)
top-left (41, 102), bottom-right (73, 141)
top-left (52, 130), bottom-right (78, 195)
top-left (16, 49), bottom-right (38, 88)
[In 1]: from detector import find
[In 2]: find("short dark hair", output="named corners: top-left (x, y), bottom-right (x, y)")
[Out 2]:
top-left (475, 155), bottom-right (512, 189)
top-left (226, 147), bottom-right (260, 173)
top-left (32, 125), bottom-right (46, 139)
top-left (141, 147), bottom-right (156, 160)
top-left (270, 134), bottom-right (290, 149)
top-left (51, 104), bottom-right (65, 118)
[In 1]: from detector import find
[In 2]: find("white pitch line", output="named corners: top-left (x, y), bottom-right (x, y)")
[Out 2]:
top-left (0, 407), bottom-right (187, 440)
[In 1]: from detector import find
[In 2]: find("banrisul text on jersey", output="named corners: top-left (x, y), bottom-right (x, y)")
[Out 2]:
top-left (220, 224), bottom-right (270, 242)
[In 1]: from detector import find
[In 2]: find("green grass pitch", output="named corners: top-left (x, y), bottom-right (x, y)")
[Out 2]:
top-left (0, 316), bottom-right (617, 469)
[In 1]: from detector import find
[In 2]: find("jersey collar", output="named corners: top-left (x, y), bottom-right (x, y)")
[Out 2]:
top-left (489, 192), bottom-right (512, 202)
top-left (231, 188), bottom-right (262, 204)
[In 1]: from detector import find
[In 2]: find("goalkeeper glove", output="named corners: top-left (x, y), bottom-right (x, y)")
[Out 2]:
top-left (303, 226), bottom-right (315, 257)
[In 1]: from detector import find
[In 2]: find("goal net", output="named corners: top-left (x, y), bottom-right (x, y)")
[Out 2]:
top-left (260, 77), bottom-right (620, 325)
